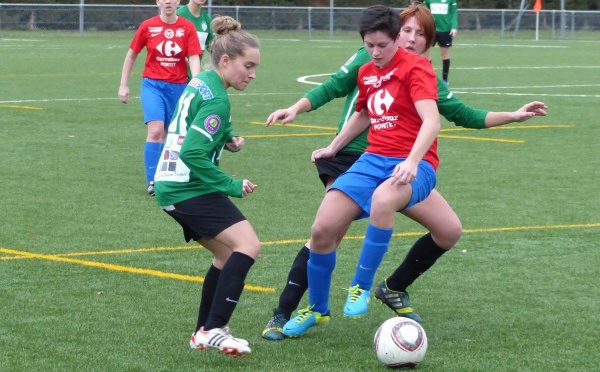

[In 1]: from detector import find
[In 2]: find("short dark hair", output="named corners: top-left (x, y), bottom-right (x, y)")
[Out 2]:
top-left (359, 5), bottom-right (401, 41)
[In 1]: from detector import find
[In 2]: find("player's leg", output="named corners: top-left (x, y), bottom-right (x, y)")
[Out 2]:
top-left (438, 31), bottom-right (453, 84)
top-left (168, 193), bottom-right (258, 356)
top-left (192, 221), bottom-right (259, 356)
top-left (282, 189), bottom-right (361, 337)
top-left (375, 190), bottom-right (462, 322)
top-left (140, 78), bottom-right (167, 195)
top-left (263, 154), bottom-right (360, 340)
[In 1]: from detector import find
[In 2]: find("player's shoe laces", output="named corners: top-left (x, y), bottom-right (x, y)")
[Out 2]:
top-left (191, 326), bottom-right (251, 357)
top-left (261, 311), bottom-right (288, 341)
top-left (374, 280), bottom-right (422, 323)
top-left (147, 181), bottom-right (155, 196)
top-left (282, 306), bottom-right (330, 337)
top-left (343, 284), bottom-right (370, 317)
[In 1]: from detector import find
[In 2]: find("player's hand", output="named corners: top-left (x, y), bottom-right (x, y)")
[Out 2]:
top-left (391, 160), bottom-right (418, 185)
top-left (311, 147), bottom-right (337, 162)
top-left (225, 136), bottom-right (245, 152)
top-left (265, 108), bottom-right (297, 126)
top-left (450, 29), bottom-right (458, 38)
top-left (513, 101), bottom-right (548, 122)
top-left (118, 85), bottom-right (130, 104)
top-left (241, 179), bottom-right (257, 197)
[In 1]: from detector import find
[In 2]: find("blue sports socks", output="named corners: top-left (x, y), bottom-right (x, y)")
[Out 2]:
top-left (307, 250), bottom-right (336, 314)
top-left (352, 223), bottom-right (393, 290)
top-left (144, 141), bottom-right (163, 185)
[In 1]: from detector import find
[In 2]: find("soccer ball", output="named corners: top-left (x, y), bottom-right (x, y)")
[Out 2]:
top-left (373, 317), bottom-right (428, 369)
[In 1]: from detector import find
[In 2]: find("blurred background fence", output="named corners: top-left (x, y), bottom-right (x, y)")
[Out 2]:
top-left (1, 3), bottom-right (599, 40)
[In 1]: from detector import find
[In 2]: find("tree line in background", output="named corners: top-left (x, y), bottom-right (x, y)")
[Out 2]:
top-left (1, 0), bottom-right (598, 11)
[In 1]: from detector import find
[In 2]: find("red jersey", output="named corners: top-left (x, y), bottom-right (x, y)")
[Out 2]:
top-left (130, 15), bottom-right (202, 84)
top-left (356, 47), bottom-right (439, 169)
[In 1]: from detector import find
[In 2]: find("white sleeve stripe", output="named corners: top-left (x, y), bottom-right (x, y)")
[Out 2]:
top-left (341, 66), bottom-right (349, 74)
top-left (191, 125), bottom-right (214, 142)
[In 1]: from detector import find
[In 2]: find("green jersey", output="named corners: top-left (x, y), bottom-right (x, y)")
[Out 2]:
top-left (424, 0), bottom-right (458, 32)
top-left (304, 47), bottom-right (371, 153)
top-left (154, 70), bottom-right (242, 206)
top-left (305, 47), bottom-right (487, 153)
top-left (177, 6), bottom-right (214, 55)
top-left (177, 6), bottom-right (215, 79)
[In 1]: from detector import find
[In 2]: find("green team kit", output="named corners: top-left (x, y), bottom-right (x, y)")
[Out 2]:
top-left (154, 70), bottom-right (241, 206)
top-left (176, 6), bottom-right (215, 58)
top-left (424, 0), bottom-right (459, 32)
top-left (305, 47), bottom-right (487, 154)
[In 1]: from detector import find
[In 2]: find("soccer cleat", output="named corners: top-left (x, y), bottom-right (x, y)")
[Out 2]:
top-left (191, 326), bottom-right (251, 357)
top-left (190, 325), bottom-right (248, 349)
top-left (442, 79), bottom-right (449, 86)
top-left (147, 181), bottom-right (155, 196)
top-left (282, 306), bottom-right (330, 337)
top-left (343, 285), bottom-right (370, 318)
top-left (261, 311), bottom-right (288, 341)
top-left (374, 281), bottom-right (422, 323)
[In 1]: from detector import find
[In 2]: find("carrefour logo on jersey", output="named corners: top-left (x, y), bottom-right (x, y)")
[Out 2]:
top-left (368, 88), bottom-right (394, 116)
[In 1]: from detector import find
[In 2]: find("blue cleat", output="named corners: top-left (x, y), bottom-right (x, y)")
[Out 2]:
top-left (343, 285), bottom-right (370, 318)
top-left (282, 306), bottom-right (330, 337)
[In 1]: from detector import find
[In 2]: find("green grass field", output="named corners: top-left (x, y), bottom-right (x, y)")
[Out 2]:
top-left (1, 29), bottom-right (599, 371)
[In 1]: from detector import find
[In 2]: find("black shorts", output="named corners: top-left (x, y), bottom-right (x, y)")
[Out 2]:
top-left (434, 32), bottom-right (453, 48)
top-left (315, 151), bottom-right (362, 187)
top-left (163, 192), bottom-right (246, 242)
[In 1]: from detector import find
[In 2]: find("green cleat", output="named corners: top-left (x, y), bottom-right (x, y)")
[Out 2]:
top-left (261, 311), bottom-right (288, 341)
top-left (374, 280), bottom-right (422, 323)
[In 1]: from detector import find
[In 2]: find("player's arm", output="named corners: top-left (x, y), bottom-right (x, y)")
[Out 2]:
top-left (312, 109), bottom-right (370, 161)
top-left (188, 55), bottom-right (201, 76)
top-left (484, 102), bottom-right (548, 127)
top-left (438, 79), bottom-right (547, 128)
top-left (179, 101), bottom-right (245, 198)
top-left (118, 48), bottom-right (138, 104)
top-left (266, 48), bottom-right (369, 126)
top-left (450, 1), bottom-right (459, 36)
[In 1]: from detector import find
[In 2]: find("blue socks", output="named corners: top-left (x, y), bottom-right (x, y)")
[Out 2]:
top-left (144, 141), bottom-right (163, 185)
top-left (352, 223), bottom-right (393, 290)
top-left (307, 250), bottom-right (336, 314)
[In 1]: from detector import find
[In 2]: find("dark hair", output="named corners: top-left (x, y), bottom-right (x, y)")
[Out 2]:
top-left (210, 16), bottom-right (260, 67)
top-left (400, 4), bottom-right (436, 51)
top-left (359, 5), bottom-right (401, 41)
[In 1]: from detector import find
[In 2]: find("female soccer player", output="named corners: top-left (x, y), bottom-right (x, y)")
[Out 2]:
top-left (280, 4), bottom-right (440, 337)
top-left (178, 0), bottom-right (215, 73)
top-left (262, 4), bottom-right (547, 340)
top-left (118, 0), bottom-right (201, 196)
top-left (154, 16), bottom-right (260, 356)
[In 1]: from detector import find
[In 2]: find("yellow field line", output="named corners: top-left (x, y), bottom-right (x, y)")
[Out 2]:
top-left (0, 104), bottom-right (43, 110)
top-left (2, 223), bottom-right (596, 288)
top-left (0, 247), bottom-right (273, 293)
top-left (438, 134), bottom-right (525, 143)
top-left (241, 122), bottom-right (570, 142)
top-left (249, 121), bottom-right (336, 131)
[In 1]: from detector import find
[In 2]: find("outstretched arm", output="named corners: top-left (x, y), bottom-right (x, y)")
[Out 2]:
top-left (484, 101), bottom-right (548, 128)
top-left (265, 98), bottom-right (312, 126)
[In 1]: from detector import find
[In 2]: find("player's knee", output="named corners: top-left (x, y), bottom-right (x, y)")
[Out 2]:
top-left (432, 220), bottom-right (462, 249)
top-left (310, 222), bottom-right (338, 251)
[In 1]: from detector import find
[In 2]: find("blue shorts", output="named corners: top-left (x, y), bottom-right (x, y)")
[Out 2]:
top-left (140, 78), bottom-right (187, 129)
top-left (330, 152), bottom-right (436, 220)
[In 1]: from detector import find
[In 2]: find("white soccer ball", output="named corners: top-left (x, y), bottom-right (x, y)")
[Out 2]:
top-left (373, 317), bottom-right (428, 369)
